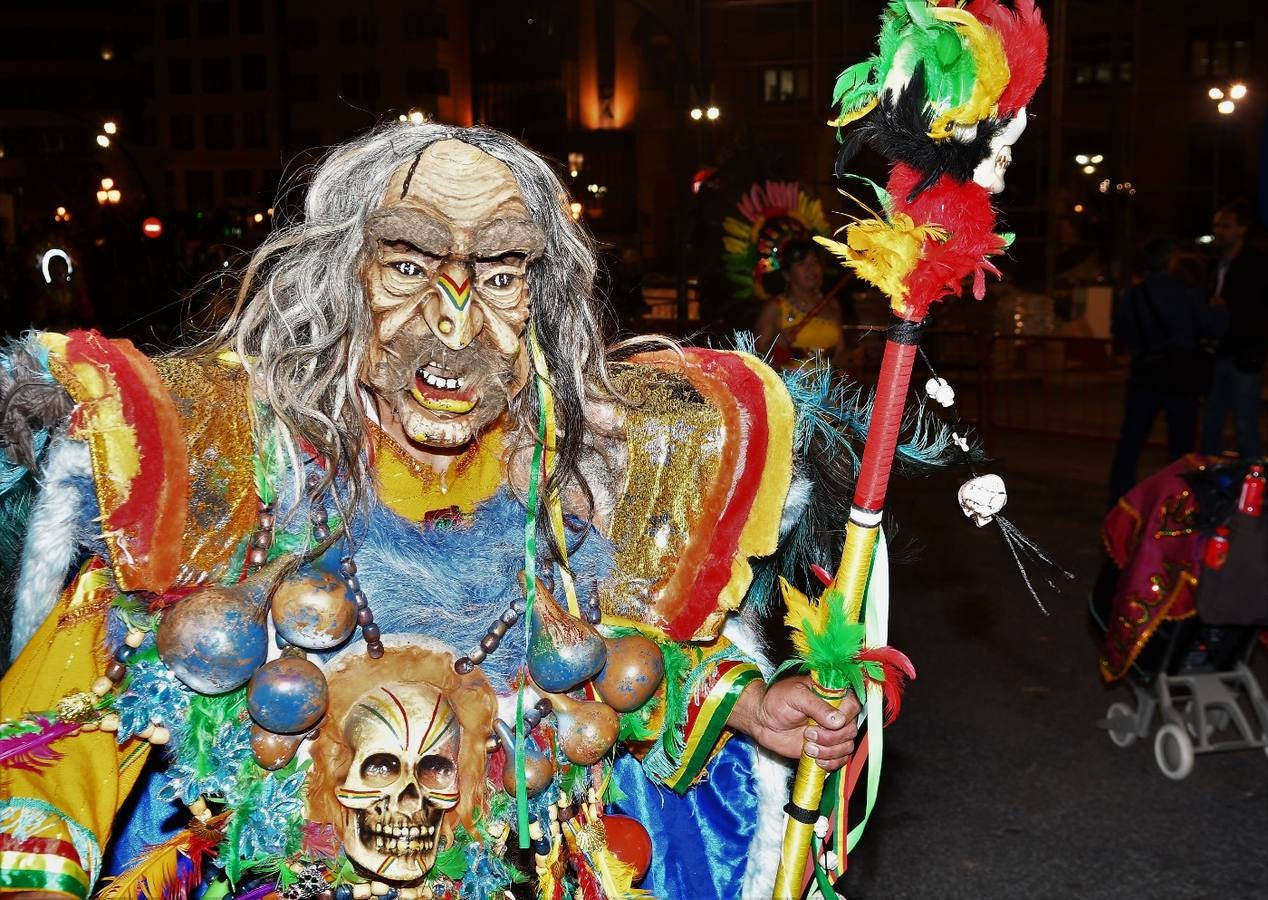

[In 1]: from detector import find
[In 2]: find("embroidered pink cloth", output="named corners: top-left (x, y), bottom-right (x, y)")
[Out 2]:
top-left (1100, 454), bottom-right (1212, 681)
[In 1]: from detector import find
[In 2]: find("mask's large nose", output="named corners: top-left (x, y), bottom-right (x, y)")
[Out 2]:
top-left (422, 262), bottom-right (483, 351)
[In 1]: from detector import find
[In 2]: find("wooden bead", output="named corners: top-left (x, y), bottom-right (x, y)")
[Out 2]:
top-left (454, 657), bottom-right (474, 675)
top-left (99, 713), bottom-right (120, 732)
top-left (467, 647), bottom-right (486, 665)
top-left (124, 630), bottom-right (146, 648)
top-left (259, 512), bottom-right (275, 530)
top-left (361, 624), bottom-right (380, 643)
top-left (148, 726), bottom-right (171, 745)
top-left (137, 724), bottom-right (156, 741)
top-left (92, 677), bottom-right (114, 697)
top-left (351, 883), bottom-right (372, 899)
top-left (105, 660), bottom-right (127, 682)
top-left (356, 609), bottom-right (374, 626)
top-left (367, 641), bottom-right (384, 660)
top-left (188, 796), bottom-right (209, 818)
top-left (480, 634), bottom-right (499, 653)
top-left (370, 881), bottom-right (389, 896)
top-left (247, 547), bottom-right (268, 566)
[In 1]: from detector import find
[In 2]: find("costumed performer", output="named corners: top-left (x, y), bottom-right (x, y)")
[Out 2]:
top-left (0, 124), bottom-right (866, 900)
top-left (753, 238), bottom-right (853, 373)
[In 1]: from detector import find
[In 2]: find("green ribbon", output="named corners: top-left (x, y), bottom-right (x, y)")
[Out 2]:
top-left (516, 332), bottom-right (549, 849)
top-left (845, 531), bottom-right (888, 855)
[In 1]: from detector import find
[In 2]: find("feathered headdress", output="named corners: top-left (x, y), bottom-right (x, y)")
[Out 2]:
top-left (722, 181), bottom-right (829, 300)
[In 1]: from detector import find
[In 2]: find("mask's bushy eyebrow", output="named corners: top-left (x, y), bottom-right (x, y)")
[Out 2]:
top-left (366, 209), bottom-right (452, 254)
top-left (474, 218), bottom-right (546, 260)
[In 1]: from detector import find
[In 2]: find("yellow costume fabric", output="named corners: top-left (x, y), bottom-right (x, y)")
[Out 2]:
top-left (778, 298), bottom-right (840, 355)
top-left (1, 563), bottom-right (150, 898)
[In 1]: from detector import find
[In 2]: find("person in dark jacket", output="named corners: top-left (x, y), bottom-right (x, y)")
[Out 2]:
top-left (1200, 200), bottom-right (1267, 458)
top-left (1108, 238), bottom-right (1223, 504)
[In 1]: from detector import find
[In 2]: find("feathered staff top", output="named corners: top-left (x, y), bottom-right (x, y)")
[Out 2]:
top-left (817, 0), bottom-right (1048, 321)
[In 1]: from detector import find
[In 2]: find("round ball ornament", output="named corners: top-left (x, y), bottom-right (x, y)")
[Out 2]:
top-left (247, 656), bottom-right (329, 734)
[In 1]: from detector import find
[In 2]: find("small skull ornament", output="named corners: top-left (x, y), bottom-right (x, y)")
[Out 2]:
top-left (335, 682), bottom-right (462, 881)
top-left (971, 109), bottom-right (1028, 194)
top-left (958, 474), bottom-right (1008, 527)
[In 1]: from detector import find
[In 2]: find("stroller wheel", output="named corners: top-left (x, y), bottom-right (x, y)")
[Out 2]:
top-left (1104, 701), bottom-right (1138, 748)
top-left (1154, 723), bottom-right (1195, 780)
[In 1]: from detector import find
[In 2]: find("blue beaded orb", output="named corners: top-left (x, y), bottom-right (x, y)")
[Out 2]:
top-left (157, 584), bottom-right (269, 694)
top-left (247, 656), bottom-right (329, 734)
top-left (271, 570), bottom-right (357, 651)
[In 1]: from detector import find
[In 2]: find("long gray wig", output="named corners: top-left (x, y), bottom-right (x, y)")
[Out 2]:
top-left (210, 122), bottom-right (620, 555)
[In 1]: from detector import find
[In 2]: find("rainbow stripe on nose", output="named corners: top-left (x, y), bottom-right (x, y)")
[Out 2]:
top-left (437, 273), bottom-right (471, 311)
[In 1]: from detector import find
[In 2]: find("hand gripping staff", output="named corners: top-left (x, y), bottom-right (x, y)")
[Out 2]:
top-left (772, 2), bottom-right (1048, 895)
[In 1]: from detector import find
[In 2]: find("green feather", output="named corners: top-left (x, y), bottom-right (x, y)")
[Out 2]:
top-left (796, 587), bottom-right (867, 693)
top-left (428, 842), bottom-right (469, 880)
top-left (831, 59), bottom-right (879, 117)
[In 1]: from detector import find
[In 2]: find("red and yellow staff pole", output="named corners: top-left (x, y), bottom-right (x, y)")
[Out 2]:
top-left (771, 321), bottom-right (921, 897)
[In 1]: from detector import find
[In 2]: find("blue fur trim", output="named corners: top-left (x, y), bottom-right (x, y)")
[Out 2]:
top-left (0, 335), bottom-right (58, 495)
top-left (346, 489), bottom-right (615, 693)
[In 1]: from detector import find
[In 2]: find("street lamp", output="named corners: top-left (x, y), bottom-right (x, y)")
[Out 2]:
top-left (705, 105), bottom-right (720, 121)
top-left (96, 177), bottom-right (121, 205)
top-left (1208, 82), bottom-right (1249, 114)
top-left (96, 134), bottom-right (111, 148)
top-left (689, 107), bottom-right (703, 120)
top-left (103, 121), bottom-right (117, 135)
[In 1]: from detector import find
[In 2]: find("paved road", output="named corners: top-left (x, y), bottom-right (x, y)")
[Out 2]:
top-left (833, 433), bottom-right (1268, 900)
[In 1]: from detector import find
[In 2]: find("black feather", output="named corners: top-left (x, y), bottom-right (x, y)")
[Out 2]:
top-left (835, 64), bottom-right (1008, 203)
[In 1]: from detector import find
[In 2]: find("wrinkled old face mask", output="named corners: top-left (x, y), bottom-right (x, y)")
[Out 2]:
top-left (335, 682), bottom-right (462, 881)
top-left (363, 140), bottom-right (546, 449)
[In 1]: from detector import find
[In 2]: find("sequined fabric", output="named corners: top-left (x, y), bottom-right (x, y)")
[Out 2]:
top-left (600, 363), bottom-right (725, 634)
top-left (153, 355), bottom-right (259, 588)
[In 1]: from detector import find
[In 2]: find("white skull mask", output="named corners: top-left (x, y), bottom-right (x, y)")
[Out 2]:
top-left (958, 474), bottom-right (1008, 527)
top-left (336, 682), bottom-right (462, 881)
top-left (972, 109), bottom-right (1028, 194)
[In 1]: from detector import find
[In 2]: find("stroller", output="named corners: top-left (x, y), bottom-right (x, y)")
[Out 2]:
top-left (1091, 456), bottom-right (1268, 780)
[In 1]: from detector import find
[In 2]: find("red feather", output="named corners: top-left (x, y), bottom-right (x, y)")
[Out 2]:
top-left (571, 851), bottom-right (606, 900)
top-left (0, 717), bottom-right (80, 772)
top-left (968, 0), bottom-right (1049, 116)
top-left (889, 166), bottom-right (1006, 311)
top-left (809, 564), bottom-right (834, 588)
top-left (855, 647), bottom-right (916, 725)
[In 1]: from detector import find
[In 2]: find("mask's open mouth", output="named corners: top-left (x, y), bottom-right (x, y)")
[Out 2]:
top-left (410, 362), bottom-right (478, 415)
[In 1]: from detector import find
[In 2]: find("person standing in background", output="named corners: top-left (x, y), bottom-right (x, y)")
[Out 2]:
top-left (1108, 238), bottom-right (1221, 504)
top-left (1201, 200), bottom-right (1268, 458)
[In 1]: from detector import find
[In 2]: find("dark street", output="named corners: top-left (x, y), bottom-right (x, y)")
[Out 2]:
top-left (840, 432), bottom-right (1268, 900)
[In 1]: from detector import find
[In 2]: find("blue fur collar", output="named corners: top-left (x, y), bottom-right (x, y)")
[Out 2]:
top-left (344, 488), bottom-right (614, 692)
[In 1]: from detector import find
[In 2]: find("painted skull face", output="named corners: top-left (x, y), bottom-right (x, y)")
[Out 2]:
top-left (972, 108), bottom-right (1028, 194)
top-left (363, 139), bottom-right (546, 449)
top-left (335, 682), bottom-right (462, 880)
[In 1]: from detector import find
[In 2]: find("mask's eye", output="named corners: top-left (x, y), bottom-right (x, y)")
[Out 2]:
top-left (487, 272), bottom-right (516, 290)
top-left (393, 260), bottom-right (424, 277)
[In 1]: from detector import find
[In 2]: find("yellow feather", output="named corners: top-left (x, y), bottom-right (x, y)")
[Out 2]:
top-left (722, 217), bottom-right (752, 239)
top-left (780, 577), bottom-right (825, 657)
top-left (96, 837), bottom-right (182, 900)
top-left (594, 844), bottom-right (654, 899)
top-left (928, 7), bottom-right (1010, 139)
top-left (815, 215), bottom-right (946, 312)
top-left (827, 95), bottom-right (879, 128)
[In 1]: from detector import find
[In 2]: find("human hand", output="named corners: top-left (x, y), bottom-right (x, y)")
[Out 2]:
top-left (728, 676), bottom-right (860, 771)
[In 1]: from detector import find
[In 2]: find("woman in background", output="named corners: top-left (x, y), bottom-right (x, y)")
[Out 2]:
top-left (755, 237), bottom-right (852, 371)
